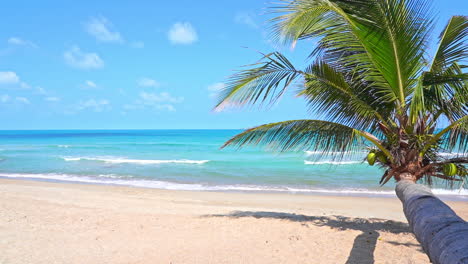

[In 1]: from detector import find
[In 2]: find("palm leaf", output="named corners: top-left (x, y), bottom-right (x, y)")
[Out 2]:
top-left (430, 16), bottom-right (468, 73)
top-left (271, 0), bottom-right (434, 110)
top-left (422, 115), bottom-right (468, 155)
top-left (221, 119), bottom-right (386, 160)
top-left (421, 63), bottom-right (468, 123)
top-left (270, 0), bottom-right (401, 106)
top-left (298, 61), bottom-right (393, 131)
top-left (214, 52), bottom-right (303, 111)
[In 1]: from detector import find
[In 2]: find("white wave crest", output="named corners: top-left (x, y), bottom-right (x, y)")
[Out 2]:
top-left (62, 157), bottom-right (209, 164)
top-left (305, 150), bottom-right (366, 156)
top-left (439, 152), bottom-right (464, 158)
top-left (1, 172), bottom-right (467, 198)
top-left (304, 160), bottom-right (361, 165)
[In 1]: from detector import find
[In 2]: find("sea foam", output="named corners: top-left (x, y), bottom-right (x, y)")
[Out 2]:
top-left (1, 172), bottom-right (467, 198)
top-left (304, 150), bottom-right (366, 156)
top-left (304, 160), bottom-right (362, 165)
top-left (62, 157), bottom-right (209, 164)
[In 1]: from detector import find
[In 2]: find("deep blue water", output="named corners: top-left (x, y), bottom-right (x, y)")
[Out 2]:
top-left (0, 129), bottom-right (466, 198)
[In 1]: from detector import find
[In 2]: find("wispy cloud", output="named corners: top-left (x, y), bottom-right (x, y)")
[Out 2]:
top-left (15, 97), bottom-right (30, 104)
top-left (234, 12), bottom-right (258, 29)
top-left (137, 77), bottom-right (160, 88)
top-left (64, 46), bottom-right (104, 70)
top-left (79, 80), bottom-right (98, 89)
top-left (86, 80), bottom-right (97, 88)
top-left (0, 94), bottom-right (10, 103)
top-left (85, 16), bottom-right (123, 43)
top-left (7, 37), bottom-right (38, 48)
top-left (1, 94), bottom-right (31, 104)
top-left (131, 41), bottom-right (144, 48)
top-left (76, 98), bottom-right (111, 112)
top-left (0, 71), bottom-right (31, 89)
top-left (140, 91), bottom-right (183, 104)
top-left (125, 91), bottom-right (183, 112)
top-left (0, 94), bottom-right (31, 104)
top-left (168, 22), bottom-right (198, 45)
top-left (35, 86), bottom-right (46, 94)
top-left (0, 71), bottom-right (20, 84)
top-left (207, 82), bottom-right (225, 98)
top-left (45, 97), bottom-right (61, 102)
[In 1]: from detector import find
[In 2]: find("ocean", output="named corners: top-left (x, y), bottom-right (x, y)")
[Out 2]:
top-left (0, 129), bottom-right (466, 199)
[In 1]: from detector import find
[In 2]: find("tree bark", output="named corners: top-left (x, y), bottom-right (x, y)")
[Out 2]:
top-left (396, 180), bottom-right (468, 264)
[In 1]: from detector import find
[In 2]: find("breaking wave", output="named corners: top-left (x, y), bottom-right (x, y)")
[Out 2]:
top-left (1, 172), bottom-right (467, 198)
top-left (62, 156), bottom-right (209, 165)
top-left (304, 160), bottom-right (362, 165)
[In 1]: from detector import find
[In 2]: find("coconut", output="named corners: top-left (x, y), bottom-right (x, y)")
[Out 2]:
top-left (367, 152), bottom-right (376, 166)
top-left (443, 163), bottom-right (457, 177)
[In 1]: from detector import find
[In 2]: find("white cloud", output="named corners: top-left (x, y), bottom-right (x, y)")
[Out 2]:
top-left (0, 71), bottom-right (35, 91)
top-left (0, 71), bottom-right (20, 84)
top-left (20, 82), bottom-right (31, 89)
top-left (124, 91), bottom-right (183, 112)
top-left (64, 46), bottom-right (104, 69)
top-left (76, 98), bottom-right (110, 112)
top-left (0, 94), bottom-right (30, 105)
top-left (45, 97), bottom-right (61, 102)
top-left (168, 22), bottom-right (198, 45)
top-left (35, 86), bottom-right (46, 94)
top-left (7, 37), bottom-right (38, 48)
top-left (15, 97), bottom-right (30, 104)
top-left (79, 80), bottom-right (98, 89)
top-left (0, 94), bottom-right (10, 102)
top-left (140, 91), bottom-right (183, 104)
top-left (137, 77), bottom-right (160, 88)
top-left (235, 12), bottom-right (258, 29)
top-left (207, 82), bottom-right (225, 98)
top-left (86, 80), bottom-right (97, 88)
top-left (85, 16), bottom-right (123, 43)
top-left (131, 41), bottom-right (144, 48)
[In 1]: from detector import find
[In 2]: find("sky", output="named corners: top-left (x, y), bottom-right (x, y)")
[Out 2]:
top-left (1, 0), bottom-right (466, 130)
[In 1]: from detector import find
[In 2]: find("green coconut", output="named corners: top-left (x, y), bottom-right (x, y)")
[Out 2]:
top-left (443, 163), bottom-right (457, 177)
top-left (367, 152), bottom-right (376, 166)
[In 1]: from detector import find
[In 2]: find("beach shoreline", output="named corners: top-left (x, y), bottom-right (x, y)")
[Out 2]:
top-left (2, 174), bottom-right (467, 202)
top-left (1, 178), bottom-right (467, 263)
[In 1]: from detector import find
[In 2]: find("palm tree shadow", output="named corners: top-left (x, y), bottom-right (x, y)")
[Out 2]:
top-left (204, 211), bottom-right (420, 264)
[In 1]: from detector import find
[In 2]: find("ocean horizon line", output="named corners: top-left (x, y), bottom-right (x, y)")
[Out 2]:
top-left (0, 128), bottom-right (246, 132)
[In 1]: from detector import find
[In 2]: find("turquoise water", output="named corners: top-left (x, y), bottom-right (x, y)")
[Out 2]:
top-left (0, 129), bottom-right (466, 198)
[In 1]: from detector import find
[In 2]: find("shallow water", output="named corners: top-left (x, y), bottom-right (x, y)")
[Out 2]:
top-left (0, 129), bottom-right (466, 199)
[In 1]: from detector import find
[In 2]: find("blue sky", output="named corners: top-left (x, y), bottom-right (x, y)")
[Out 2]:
top-left (1, 0), bottom-right (466, 129)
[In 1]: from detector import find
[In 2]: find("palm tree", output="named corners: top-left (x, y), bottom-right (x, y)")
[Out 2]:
top-left (215, 0), bottom-right (468, 263)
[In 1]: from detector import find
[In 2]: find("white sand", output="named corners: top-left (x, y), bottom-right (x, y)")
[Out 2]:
top-left (1, 179), bottom-right (467, 264)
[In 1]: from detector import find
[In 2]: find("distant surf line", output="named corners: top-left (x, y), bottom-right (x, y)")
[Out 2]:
top-left (62, 157), bottom-right (209, 165)
top-left (1, 172), bottom-right (467, 198)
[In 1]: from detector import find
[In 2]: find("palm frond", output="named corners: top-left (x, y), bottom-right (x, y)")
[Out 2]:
top-left (214, 52), bottom-right (303, 111)
top-left (368, 0), bottom-right (434, 107)
top-left (440, 116), bottom-right (468, 155)
top-left (423, 115), bottom-right (468, 155)
top-left (221, 119), bottom-right (381, 160)
top-left (298, 61), bottom-right (393, 131)
top-left (421, 63), bottom-right (468, 122)
top-left (430, 16), bottom-right (468, 73)
top-left (270, 0), bottom-right (434, 111)
top-left (422, 72), bottom-right (468, 87)
top-left (270, 0), bottom-right (399, 106)
top-left (410, 16), bottom-right (468, 126)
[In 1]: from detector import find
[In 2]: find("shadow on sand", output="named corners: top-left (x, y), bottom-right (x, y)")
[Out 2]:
top-left (204, 211), bottom-right (423, 264)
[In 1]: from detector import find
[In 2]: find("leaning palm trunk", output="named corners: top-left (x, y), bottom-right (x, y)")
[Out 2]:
top-left (396, 180), bottom-right (468, 264)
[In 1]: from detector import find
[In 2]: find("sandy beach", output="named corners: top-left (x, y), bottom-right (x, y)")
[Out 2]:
top-left (0, 179), bottom-right (467, 264)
